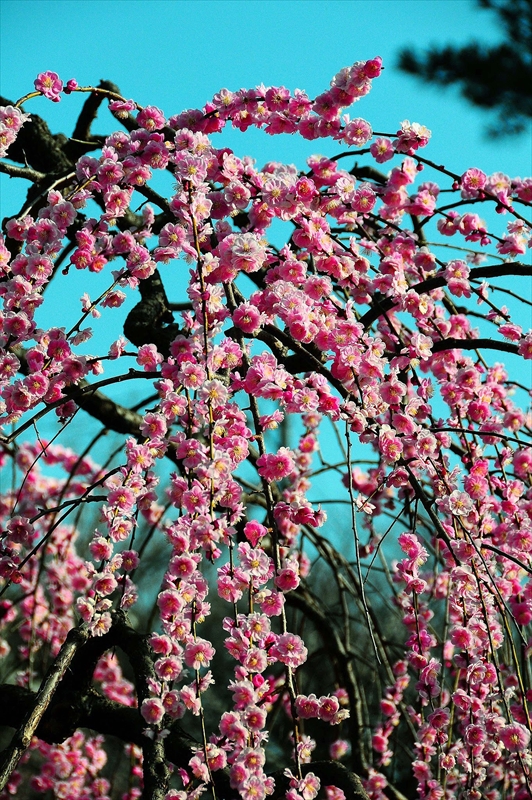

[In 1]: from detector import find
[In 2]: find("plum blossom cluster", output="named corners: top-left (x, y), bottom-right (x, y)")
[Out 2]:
top-left (0, 59), bottom-right (531, 800)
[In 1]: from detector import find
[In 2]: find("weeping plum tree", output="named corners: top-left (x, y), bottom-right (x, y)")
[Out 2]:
top-left (0, 60), bottom-right (531, 800)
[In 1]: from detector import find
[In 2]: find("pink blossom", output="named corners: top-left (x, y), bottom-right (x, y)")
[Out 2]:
top-left (121, 550), bottom-right (139, 571)
top-left (445, 259), bottom-right (471, 297)
top-left (199, 379), bottom-right (229, 408)
top-left (233, 303), bottom-right (262, 334)
top-left (243, 705), bottom-right (267, 731)
top-left (0, 125), bottom-right (17, 157)
top-left (178, 361), bottom-right (207, 389)
top-left (295, 694), bottom-right (321, 719)
top-left (136, 105), bottom-right (166, 131)
top-left (157, 589), bottom-right (185, 618)
top-left (242, 647), bottom-right (268, 673)
top-left (140, 697), bottom-right (165, 725)
top-left (274, 561), bottom-right (300, 592)
top-left (500, 723), bottom-right (530, 751)
top-left (351, 183), bottom-right (376, 214)
top-left (448, 490), bottom-right (474, 517)
top-left (89, 612), bottom-right (113, 636)
top-left (184, 639), bottom-right (215, 670)
top-left (89, 537), bottom-right (113, 562)
top-left (136, 343), bottom-right (163, 371)
top-left (93, 573), bottom-right (118, 596)
top-left (34, 71), bottom-right (63, 102)
top-left (342, 118), bottom-right (372, 146)
top-left (256, 447), bottom-right (295, 481)
top-left (257, 590), bottom-right (285, 616)
top-left (378, 427), bottom-right (403, 463)
top-left (0, 105), bottom-right (30, 133)
top-left (370, 137), bottom-right (394, 163)
top-left (325, 788), bottom-right (346, 800)
top-left (461, 168), bottom-right (487, 198)
top-left (298, 773), bottom-right (320, 800)
top-left (394, 120), bottom-right (431, 153)
top-left (270, 632), bottom-right (307, 668)
top-left (237, 542), bottom-right (272, 582)
top-left (518, 332), bottom-right (532, 359)
top-left (109, 98), bottom-right (136, 118)
top-left (513, 449), bottom-right (532, 479)
top-left (154, 656), bottom-right (182, 682)
top-left (243, 520), bottom-right (268, 547)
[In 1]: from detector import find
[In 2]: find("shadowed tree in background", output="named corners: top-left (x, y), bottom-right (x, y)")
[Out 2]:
top-left (397, 0), bottom-right (532, 136)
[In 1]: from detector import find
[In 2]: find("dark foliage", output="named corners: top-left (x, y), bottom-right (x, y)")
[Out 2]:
top-left (397, 0), bottom-right (532, 136)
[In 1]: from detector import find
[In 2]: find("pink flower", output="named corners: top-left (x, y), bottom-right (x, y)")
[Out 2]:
top-left (136, 343), bottom-right (163, 371)
top-left (351, 183), bottom-right (376, 214)
top-left (121, 550), bottom-right (139, 571)
top-left (94, 573), bottom-right (118, 596)
top-left (154, 656), bottom-right (182, 682)
top-left (107, 486), bottom-right (135, 512)
top-left (178, 361), bottom-right (207, 389)
top-left (342, 118), bottom-right (372, 146)
top-left (513, 448), bottom-right (532, 479)
top-left (140, 697), bottom-right (165, 725)
top-left (256, 447), bottom-right (295, 481)
top-left (325, 788), bottom-right (346, 800)
top-left (329, 739), bottom-right (350, 760)
top-left (89, 612), bottom-right (112, 637)
top-left (518, 332), bottom-right (532, 359)
top-left (136, 105), bottom-right (166, 131)
top-left (199, 379), bottom-right (229, 408)
top-left (34, 71), bottom-right (63, 102)
top-left (237, 542), bottom-right (272, 583)
top-left (394, 120), bottom-right (431, 153)
top-left (242, 646), bottom-right (268, 673)
top-left (243, 705), bottom-right (267, 732)
top-left (274, 561), bottom-right (300, 592)
top-left (448, 490), bottom-right (474, 517)
top-left (6, 516), bottom-right (35, 546)
top-left (89, 537), bottom-right (113, 561)
top-left (500, 723), bottom-right (530, 751)
top-left (240, 775), bottom-right (267, 800)
top-left (378, 427), bottom-right (403, 463)
top-left (158, 589), bottom-right (185, 618)
top-left (233, 303), bottom-right (262, 334)
top-left (257, 590), bottom-right (285, 616)
top-left (445, 259), bottom-right (471, 298)
top-left (461, 168), bottom-right (486, 198)
top-left (243, 520), bottom-right (268, 547)
top-left (270, 632), bottom-right (307, 668)
top-left (298, 773), bottom-right (320, 800)
top-left (109, 98), bottom-right (136, 118)
top-left (184, 639), bottom-right (215, 670)
top-left (370, 137), bottom-right (394, 163)
top-left (295, 694), bottom-right (321, 719)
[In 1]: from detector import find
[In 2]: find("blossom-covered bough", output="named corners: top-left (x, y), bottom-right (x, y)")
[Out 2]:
top-left (0, 61), bottom-right (531, 800)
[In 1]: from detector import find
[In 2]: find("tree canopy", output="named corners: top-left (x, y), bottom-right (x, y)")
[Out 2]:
top-left (0, 60), bottom-right (531, 800)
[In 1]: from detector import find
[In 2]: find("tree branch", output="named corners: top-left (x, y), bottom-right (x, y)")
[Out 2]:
top-left (0, 623), bottom-right (90, 791)
top-left (359, 262), bottom-right (532, 329)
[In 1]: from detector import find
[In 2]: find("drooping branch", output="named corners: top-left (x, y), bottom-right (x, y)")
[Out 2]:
top-left (360, 262), bottom-right (532, 329)
top-left (0, 622), bottom-right (90, 791)
top-left (431, 337), bottom-right (519, 355)
top-left (287, 587), bottom-right (368, 775)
